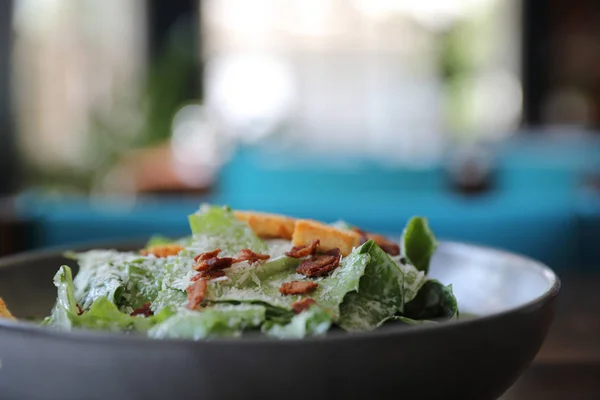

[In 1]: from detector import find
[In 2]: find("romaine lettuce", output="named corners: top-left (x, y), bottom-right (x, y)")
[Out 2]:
top-left (45, 265), bottom-right (175, 333)
top-left (402, 280), bottom-right (459, 321)
top-left (205, 250), bottom-right (370, 319)
top-left (71, 297), bottom-right (175, 333)
top-left (401, 216), bottom-right (438, 274)
top-left (187, 205), bottom-right (267, 257)
top-left (148, 304), bottom-right (266, 340)
top-left (45, 266), bottom-right (79, 329)
top-left (337, 240), bottom-right (406, 331)
top-left (262, 305), bottom-right (332, 339)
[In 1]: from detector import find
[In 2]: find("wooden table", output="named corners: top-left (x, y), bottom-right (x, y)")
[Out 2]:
top-left (501, 273), bottom-right (600, 399)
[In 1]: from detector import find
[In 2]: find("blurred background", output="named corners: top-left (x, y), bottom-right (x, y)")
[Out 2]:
top-left (2, 0), bottom-right (599, 271)
top-left (1, 0), bottom-right (600, 397)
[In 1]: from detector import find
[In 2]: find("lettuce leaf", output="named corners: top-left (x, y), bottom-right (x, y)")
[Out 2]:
top-left (262, 305), bottom-right (332, 339)
top-left (45, 265), bottom-right (174, 333)
top-left (401, 217), bottom-right (438, 274)
top-left (72, 250), bottom-right (130, 310)
top-left (337, 240), bottom-right (410, 331)
top-left (44, 266), bottom-right (79, 328)
top-left (152, 288), bottom-right (188, 312)
top-left (205, 249), bottom-right (370, 319)
top-left (403, 280), bottom-right (459, 321)
top-left (148, 304), bottom-right (266, 340)
top-left (396, 260), bottom-right (427, 303)
top-left (71, 297), bottom-right (175, 333)
top-left (71, 250), bottom-right (173, 313)
top-left (187, 205), bottom-right (267, 257)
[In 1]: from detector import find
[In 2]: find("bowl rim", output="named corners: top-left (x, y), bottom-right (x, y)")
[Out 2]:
top-left (0, 239), bottom-right (561, 347)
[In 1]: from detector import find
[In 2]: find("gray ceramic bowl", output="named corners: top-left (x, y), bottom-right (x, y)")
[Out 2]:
top-left (0, 241), bottom-right (560, 400)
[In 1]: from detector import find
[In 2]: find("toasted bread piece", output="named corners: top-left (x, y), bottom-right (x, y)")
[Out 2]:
top-left (292, 220), bottom-right (361, 256)
top-left (140, 244), bottom-right (185, 258)
top-left (0, 297), bottom-right (15, 320)
top-left (234, 211), bottom-right (296, 240)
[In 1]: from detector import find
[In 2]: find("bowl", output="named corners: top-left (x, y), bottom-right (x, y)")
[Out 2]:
top-left (0, 241), bottom-right (560, 400)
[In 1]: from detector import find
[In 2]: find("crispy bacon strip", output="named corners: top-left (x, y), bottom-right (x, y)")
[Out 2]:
top-left (279, 281), bottom-right (319, 296)
top-left (194, 256), bottom-right (235, 272)
top-left (191, 270), bottom-right (226, 281)
top-left (234, 248), bottom-right (270, 265)
top-left (353, 228), bottom-right (400, 256)
top-left (186, 279), bottom-right (207, 310)
top-left (140, 244), bottom-right (185, 258)
top-left (285, 239), bottom-right (320, 258)
top-left (130, 302), bottom-right (154, 317)
top-left (292, 298), bottom-right (317, 314)
top-left (376, 241), bottom-right (400, 256)
top-left (296, 254), bottom-right (341, 277)
top-left (194, 249), bottom-right (222, 262)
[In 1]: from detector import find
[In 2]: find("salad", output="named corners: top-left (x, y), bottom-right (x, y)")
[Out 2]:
top-left (2, 205), bottom-right (459, 339)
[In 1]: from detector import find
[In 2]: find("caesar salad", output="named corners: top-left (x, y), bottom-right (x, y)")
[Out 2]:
top-left (0, 205), bottom-right (458, 340)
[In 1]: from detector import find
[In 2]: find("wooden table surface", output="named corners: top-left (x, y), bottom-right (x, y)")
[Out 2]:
top-left (501, 272), bottom-right (600, 399)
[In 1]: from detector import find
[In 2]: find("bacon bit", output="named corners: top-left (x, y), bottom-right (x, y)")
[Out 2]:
top-left (279, 281), bottom-right (319, 296)
top-left (140, 244), bottom-right (185, 258)
top-left (234, 248), bottom-right (270, 265)
top-left (296, 254), bottom-right (341, 277)
top-left (377, 241), bottom-right (401, 256)
top-left (186, 279), bottom-right (207, 310)
top-left (130, 302), bottom-right (154, 317)
top-left (191, 270), bottom-right (227, 281)
top-left (194, 249), bottom-right (222, 262)
top-left (194, 256), bottom-right (235, 272)
top-left (76, 304), bottom-right (84, 316)
top-left (285, 239), bottom-right (320, 258)
top-left (353, 228), bottom-right (400, 256)
top-left (292, 298), bottom-right (317, 314)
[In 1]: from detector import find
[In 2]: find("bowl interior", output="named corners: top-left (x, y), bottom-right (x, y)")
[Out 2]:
top-left (431, 241), bottom-right (557, 316)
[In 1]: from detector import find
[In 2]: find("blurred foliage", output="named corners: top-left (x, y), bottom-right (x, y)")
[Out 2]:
top-left (440, 3), bottom-right (498, 141)
top-left (29, 16), bottom-right (199, 194)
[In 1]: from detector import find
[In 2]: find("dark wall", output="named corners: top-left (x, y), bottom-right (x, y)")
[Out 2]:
top-left (0, 0), bottom-right (16, 194)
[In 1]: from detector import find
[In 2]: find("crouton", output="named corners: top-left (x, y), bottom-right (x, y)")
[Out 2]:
top-left (0, 297), bottom-right (15, 320)
top-left (292, 220), bottom-right (361, 256)
top-left (234, 211), bottom-right (296, 240)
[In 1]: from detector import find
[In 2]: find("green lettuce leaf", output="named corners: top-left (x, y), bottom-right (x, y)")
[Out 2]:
top-left (205, 249), bottom-right (370, 319)
top-left (397, 261), bottom-right (427, 303)
top-left (401, 216), bottom-right (438, 274)
top-left (72, 250), bottom-right (129, 310)
top-left (403, 280), bottom-right (459, 321)
top-left (71, 250), bottom-right (174, 313)
top-left (337, 240), bottom-right (411, 331)
top-left (148, 304), bottom-right (266, 340)
top-left (45, 265), bottom-right (174, 333)
top-left (263, 305), bottom-right (332, 339)
top-left (187, 205), bottom-right (267, 257)
top-left (152, 288), bottom-right (188, 312)
top-left (71, 297), bottom-right (175, 333)
top-left (44, 266), bottom-right (79, 328)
